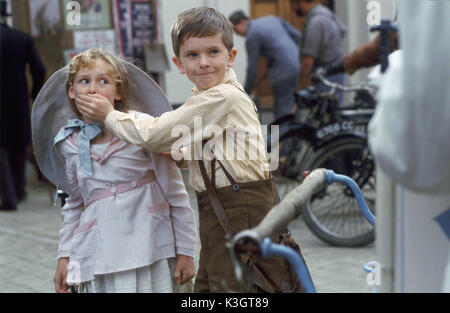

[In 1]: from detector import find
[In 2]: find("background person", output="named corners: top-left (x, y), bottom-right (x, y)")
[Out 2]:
top-left (295, 0), bottom-right (346, 101)
top-left (0, 0), bottom-right (46, 211)
top-left (229, 10), bottom-right (301, 120)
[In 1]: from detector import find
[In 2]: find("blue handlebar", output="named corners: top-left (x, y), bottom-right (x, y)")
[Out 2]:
top-left (260, 238), bottom-right (317, 293)
top-left (325, 170), bottom-right (376, 226)
top-left (257, 170), bottom-right (375, 293)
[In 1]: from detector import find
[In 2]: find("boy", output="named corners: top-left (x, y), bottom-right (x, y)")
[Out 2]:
top-left (77, 7), bottom-right (301, 293)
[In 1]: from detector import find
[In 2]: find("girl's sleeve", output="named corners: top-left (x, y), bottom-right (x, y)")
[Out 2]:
top-left (151, 151), bottom-right (197, 258)
top-left (56, 143), bottom-right (84, 259)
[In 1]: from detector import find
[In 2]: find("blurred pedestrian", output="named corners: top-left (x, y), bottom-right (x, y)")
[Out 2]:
top-left (294, 0), bottom-right (346, 100)
top-left (0, 0), bottom-right (46, 211)
top-left (229, 10), bottom-right (301, 120)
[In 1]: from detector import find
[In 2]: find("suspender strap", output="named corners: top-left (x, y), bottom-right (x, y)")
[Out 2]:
top-left (272, 178), bottom-right (281, 205)
top-left (198, 140), bottom-right (278, 231)
top-left (203, 138), bottom-right (239, 190)
top-left (198, 155), bottom-right (293, 292)
top-left (216, 159), bottom-right (238, 186)
top-left (211, 159), bottom-right (216, 189)
top-left (198, 159), bottom-right (232, 234)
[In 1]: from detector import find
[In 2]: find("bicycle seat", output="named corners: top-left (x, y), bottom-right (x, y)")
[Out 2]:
top-left (295, 87), bottom-right (320, 108)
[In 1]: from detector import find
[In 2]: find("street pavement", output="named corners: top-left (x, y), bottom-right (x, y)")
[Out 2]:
top-left (0, 161), bottom-right (375, 293)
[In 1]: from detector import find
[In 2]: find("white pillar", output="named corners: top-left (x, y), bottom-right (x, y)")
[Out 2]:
top-left (375, 166), bottom-right (395, 292)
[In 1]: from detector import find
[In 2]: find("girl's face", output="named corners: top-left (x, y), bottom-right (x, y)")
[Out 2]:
top-left (68, 58), bottom-right (121, 119)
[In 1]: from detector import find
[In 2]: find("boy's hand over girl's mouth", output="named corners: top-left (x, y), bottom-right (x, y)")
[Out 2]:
top-left (76, 94), bottom-right (114, 124)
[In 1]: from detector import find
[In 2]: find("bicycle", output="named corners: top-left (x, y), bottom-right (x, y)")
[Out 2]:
top-left (266, 73), bottom-right (377, 247)
top-left (228, 168), bottom-right (376, 293)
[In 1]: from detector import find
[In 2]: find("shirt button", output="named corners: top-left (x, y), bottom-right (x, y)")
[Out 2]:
top-left (110, 187), bottom-right (116, 193)
top-left (131, 182), bottom-right (137, 188)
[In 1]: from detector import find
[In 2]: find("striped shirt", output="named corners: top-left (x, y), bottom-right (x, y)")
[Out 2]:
top-left (105, 68), bottom-right (271, 192)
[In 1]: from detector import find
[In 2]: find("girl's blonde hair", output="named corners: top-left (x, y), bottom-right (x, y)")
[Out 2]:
top-left (65, 48), bottom-right (130, 118)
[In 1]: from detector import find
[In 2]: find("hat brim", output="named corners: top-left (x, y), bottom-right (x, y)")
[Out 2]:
top-left (31, 61), bottom-right (172, 190)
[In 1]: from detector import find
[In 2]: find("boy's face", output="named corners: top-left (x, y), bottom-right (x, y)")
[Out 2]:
top-left (172, 34), bottom-right (237, 91)
top-left (69, 59), bottom-right (121, 120)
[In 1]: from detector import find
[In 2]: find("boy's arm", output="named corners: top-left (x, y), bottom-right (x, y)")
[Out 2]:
top-left (104, 88), bottom-right (229, 152)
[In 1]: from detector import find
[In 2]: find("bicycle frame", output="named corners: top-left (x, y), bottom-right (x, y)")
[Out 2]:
top-left (267, 114), bottom-right (367, 153)
top-left (266, 79), bottom-right (374, 155)
top-left (260, 237), bottom-right (317, 293)
top-left (229, 169), bottom-right (376, 293)
top-left (325, 170), bottom-right (375, 225)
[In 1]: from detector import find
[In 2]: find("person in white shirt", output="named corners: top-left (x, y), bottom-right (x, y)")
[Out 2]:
top-left (368, 0), bottom-right (450, 292)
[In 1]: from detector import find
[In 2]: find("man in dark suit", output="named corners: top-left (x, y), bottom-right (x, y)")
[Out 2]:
top-left (0, 0), bottom-right (46, 211)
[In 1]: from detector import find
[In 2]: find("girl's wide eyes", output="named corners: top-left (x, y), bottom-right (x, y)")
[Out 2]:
top-left (78, 78), bottom-right (109, 84)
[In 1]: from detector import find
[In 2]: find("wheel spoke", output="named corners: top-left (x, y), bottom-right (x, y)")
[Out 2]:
top-left (301, 137), bottom-right (376, 246)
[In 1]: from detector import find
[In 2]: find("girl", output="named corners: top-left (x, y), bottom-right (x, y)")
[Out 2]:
top-left (50, 48), bottom-right (196, 293)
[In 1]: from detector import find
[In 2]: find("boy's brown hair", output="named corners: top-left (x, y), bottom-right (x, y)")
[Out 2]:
top-left (170, 7), bottom-right (234, 57)
top-left (65, 48), bottom-right (130, 118)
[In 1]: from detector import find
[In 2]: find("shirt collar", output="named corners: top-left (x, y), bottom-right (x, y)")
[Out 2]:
top-left (192, 68), bottom-right (244, 95)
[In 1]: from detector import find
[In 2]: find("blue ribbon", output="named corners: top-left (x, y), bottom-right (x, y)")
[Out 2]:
top-left (54, 119), bottom-right (103, 176)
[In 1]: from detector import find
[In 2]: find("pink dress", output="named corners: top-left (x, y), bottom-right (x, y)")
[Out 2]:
top-left (55, 113), bottom-right (197, 286)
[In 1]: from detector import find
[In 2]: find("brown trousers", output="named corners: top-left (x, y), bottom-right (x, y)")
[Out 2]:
top-left (194, 179), bottom-right (303, 293)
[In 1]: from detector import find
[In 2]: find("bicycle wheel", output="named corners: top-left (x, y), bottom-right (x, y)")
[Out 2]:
top-left (300, 136), bottom-right (375, 247)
